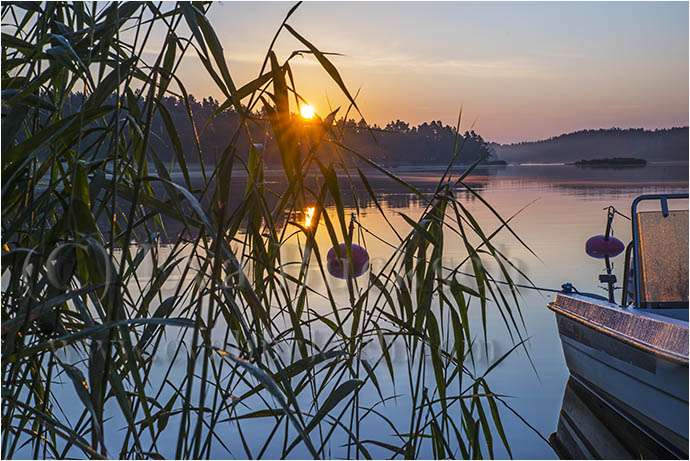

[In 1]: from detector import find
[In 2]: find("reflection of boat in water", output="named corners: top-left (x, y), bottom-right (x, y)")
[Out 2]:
top-left (548, 194), bottom-right (689, 459)
top-left (550, 377), bottom-right (681, 459)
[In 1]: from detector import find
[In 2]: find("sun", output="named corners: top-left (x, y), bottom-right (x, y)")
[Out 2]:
top-left (300, 104), bottom-right (315, 119)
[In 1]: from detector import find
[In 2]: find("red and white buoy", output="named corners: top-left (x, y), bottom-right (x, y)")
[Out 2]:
top-left (585, 234), bottom-right (625, 259)
top-left (326, 243), bottom-right (369, 279)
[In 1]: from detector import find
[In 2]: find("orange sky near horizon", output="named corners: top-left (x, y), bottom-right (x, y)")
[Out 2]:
top-left (157, 2), bottom-right (689, 144)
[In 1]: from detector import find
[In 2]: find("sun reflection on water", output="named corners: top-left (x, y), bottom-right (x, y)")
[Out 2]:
top-left (304, 206), bottom-right (316, 228)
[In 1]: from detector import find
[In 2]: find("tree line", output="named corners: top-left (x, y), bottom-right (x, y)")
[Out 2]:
top-left (491, 126), bottom-right (689, 163)
top-left (59, 93), bottom-right (495, 167)
top-left (50, 93), bottom-right (687, 168)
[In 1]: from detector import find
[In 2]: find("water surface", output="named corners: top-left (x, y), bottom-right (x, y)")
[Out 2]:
top-left (34, 162), bottom-right (689, 459)
top-left (302, 162), bottom-right (689, 458)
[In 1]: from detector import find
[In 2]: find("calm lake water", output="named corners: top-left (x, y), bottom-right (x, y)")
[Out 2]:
top-left (27, 162), bottom-right (688, 459)
top-left (324, 161), bottom-right (688, 458)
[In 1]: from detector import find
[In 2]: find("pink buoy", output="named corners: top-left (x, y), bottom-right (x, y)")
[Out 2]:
top-left (585, 235), bottom-right (625, 259)
top-left (327, 243), bottom-right (369, 279)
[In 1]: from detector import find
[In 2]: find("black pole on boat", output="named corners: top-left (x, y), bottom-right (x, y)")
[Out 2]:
top-left (604, 206), bottom-right (615, 241)
top-left (603, 255), bottom-right (615, 303)
top-left (603, 207), bottom-right (617, 303)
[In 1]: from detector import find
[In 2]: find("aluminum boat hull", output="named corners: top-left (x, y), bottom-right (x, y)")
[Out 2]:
top-left (548, 293), bottom-right (689, 458)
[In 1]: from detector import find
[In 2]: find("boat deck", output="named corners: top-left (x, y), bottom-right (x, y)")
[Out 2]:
top-left (548, 293), bottom-right (688, 364)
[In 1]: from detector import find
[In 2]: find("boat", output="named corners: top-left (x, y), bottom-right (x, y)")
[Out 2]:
top-left (548, 193), bottom-right (689, 459)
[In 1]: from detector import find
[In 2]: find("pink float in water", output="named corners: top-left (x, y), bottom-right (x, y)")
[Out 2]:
top-left (585, 235), bottom-right (625, 259)
top-left (327, 243), bottom-right (370, 279)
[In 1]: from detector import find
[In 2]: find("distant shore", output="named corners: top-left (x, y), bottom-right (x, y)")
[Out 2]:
top-left (569, 157), bottom-right (647, 167)
top-left (157, 159), bottom-right (689, 177)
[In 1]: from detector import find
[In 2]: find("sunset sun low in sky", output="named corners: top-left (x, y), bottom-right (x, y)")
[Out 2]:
top-left (300, 104), bottom-right (316, 119)
top-left (163, 2), bottom-right (689, 143)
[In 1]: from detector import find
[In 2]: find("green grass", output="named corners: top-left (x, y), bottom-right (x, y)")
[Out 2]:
top-left (2, 2), bottom-right (534, 458)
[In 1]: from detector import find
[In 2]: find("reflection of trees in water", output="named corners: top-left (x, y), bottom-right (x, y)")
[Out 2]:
top-left (483, 163), bottom-right (688, 200)
top-left (550, 184), bottom-right (688, 200)
top-left (104, 164), bottom-right (687, 243)
top-left (256, 169), bottom-right (494, 210)
top-left (107, 168), bottom-right (499, 242)
top-left (330, 178), bottom-right (489, 210)
top-left (492, 163), bottom-right (687, 186)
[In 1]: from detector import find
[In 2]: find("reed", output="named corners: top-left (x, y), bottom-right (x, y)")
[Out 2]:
top-left (2, 2), bottom-right (533, 458)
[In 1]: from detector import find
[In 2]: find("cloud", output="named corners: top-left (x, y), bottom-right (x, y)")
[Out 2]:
top-left (142, 43), bottom-right (544, 80)
top-left (273, 51), bottom-right (547, 79)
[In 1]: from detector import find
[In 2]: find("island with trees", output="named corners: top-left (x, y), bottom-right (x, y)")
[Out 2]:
top-left (570, 157), bottom-right (647, 167)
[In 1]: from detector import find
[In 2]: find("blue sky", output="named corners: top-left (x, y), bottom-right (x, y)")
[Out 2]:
top-left (168, 1), bottom-right (689, 143)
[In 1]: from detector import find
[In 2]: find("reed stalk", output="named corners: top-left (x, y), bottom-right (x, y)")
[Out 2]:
top-left (2, 2), bottom-right (533, 458)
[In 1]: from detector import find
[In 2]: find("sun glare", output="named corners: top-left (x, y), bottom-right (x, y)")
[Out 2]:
top-left (300, 104), bottom-right (315, 119)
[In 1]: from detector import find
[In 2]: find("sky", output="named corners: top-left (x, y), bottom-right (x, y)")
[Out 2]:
top-left (162, 1), bottom-right (689, 144)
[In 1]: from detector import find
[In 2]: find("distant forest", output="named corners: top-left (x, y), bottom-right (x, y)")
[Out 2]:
top-left (61, 93), bottom-right (494, 167)
top-left (59, 93), bottom-right (687, 167)
top-left (491, 127), bottom-right (689, 164)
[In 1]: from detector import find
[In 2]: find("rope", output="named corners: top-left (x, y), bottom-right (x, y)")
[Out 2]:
top-left (604, 206), bottom-right (630, 221)
top-left (352, 216), bottom-right (567, 295)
